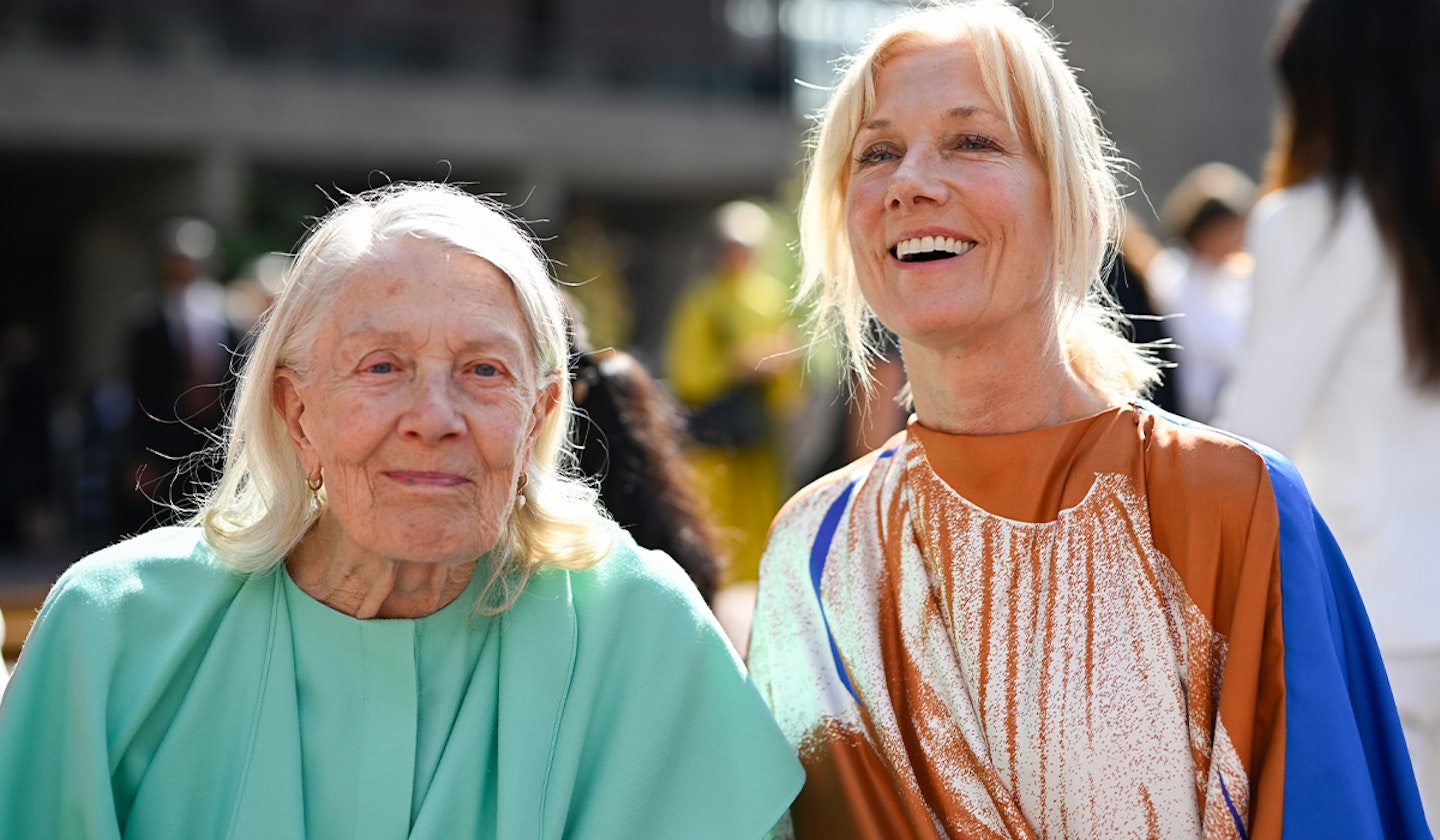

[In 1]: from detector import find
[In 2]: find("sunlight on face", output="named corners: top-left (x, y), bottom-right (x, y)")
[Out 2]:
top-left (845, 39), bottom-right (1056, 356)
top-left (279, 236), bottom-right (554, 568)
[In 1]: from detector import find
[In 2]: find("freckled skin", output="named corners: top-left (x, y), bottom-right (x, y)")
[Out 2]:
top-left (275, 238), bottom-right (558, 615)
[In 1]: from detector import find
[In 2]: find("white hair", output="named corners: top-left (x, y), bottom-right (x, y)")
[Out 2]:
top-left (195, 182), bottom-right (612, 610)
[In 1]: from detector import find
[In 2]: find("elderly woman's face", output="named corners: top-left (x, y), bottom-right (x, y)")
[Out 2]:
top-left (845, 40), bottom-right (1055, 354)
top-left (276, 237), bottom-right (555, 567)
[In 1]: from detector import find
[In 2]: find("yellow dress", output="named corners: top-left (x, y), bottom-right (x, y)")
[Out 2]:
top-left (666, 266), bottom-right (800, 583)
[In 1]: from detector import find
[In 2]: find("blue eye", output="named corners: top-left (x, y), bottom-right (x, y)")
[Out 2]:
top-left (472, 363), bottom-right (499, 377)
top-left (855, 144), bottom-right (899, 166)
top-left (956, 133), bottom-right (999, 151)
top-left (366, 362), bottom-right (395, 374)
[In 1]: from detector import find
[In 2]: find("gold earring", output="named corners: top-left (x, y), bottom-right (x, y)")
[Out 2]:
top-left (306, 472), bottom-right (323, 506)
top-left (515, 473), bottom-right (528, 509)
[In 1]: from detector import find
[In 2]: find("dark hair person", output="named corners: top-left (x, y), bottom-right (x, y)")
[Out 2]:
top-left (567, 306), bottom-right (724, 603)
top-left (746, 1), bottom-right (1426, 837)
top-left (0, 183), bottom-right (802, 838)
top-left (1215, 0), bottom-right (1440, 827)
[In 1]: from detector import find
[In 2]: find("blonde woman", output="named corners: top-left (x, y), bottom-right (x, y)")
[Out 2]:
top-left (747, 2), bottom-right (1424, 837)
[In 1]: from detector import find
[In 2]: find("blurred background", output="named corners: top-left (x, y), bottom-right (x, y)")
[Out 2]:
top-left (0, 0), bottom-right (1283, 653)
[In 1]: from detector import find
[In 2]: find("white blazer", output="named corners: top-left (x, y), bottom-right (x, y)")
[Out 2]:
top-left (1217, 179), bottom-right (1440, 653)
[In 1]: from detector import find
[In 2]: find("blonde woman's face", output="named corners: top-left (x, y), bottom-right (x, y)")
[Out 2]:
top-left (845, 40), bottom-right (1056, 357)
top-left (275, 238), bottom-right (556, 567)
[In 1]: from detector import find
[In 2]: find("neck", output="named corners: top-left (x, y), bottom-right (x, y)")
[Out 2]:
top-left (902, 332), bottom-right (1114, 436)
top-left (287, 523), bottom-right (477, 619)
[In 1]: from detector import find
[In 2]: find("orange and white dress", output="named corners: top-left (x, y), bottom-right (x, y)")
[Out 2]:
top-left (749, 403), bottom-right (1425, 839)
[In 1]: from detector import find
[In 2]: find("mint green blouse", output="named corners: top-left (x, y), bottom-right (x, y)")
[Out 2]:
top-left (283, 567), bottom-right (494, 839)
top-left (0, 527), bottom-right (802, 839)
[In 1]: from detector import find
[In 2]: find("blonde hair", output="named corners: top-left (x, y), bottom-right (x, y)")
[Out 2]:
top-left (796, 0), bottom-right (1159, 400)
top-left (195, 182), bottom-right (613, 610)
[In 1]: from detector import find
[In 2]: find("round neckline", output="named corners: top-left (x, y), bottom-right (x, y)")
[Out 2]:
top-left (904, 402), bottom-right (1143, 524)
top-left (909, 401), bottom-right (1133, 442)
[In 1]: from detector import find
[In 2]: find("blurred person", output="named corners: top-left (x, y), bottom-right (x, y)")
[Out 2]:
top-left (0, 183), bottom-right (803, 838)
top-left (665, 200), bottom-right (803, 585)
top-left (1147, 162), bottom-right (1257, 421)
top-left (567, 300), bottom-right (724, 604)
top-left (0, 321), bottom-right (52, 552)
top-left (1216, 0), bottom-right (1440, 827)
top-left (225, 252), bottom-right (291, 338)
top-left (746, 2), bottom-right (1426, 837)
top-left (118, 216), bottom-right (239, 534)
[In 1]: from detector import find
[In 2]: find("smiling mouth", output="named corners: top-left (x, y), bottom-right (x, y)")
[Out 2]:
top-left (385, 471), bottom-right (470, 487)
top-left (892, 235), bottom-right (976, 262)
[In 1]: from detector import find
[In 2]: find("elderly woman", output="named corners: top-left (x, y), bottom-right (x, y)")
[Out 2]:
top-left (0, 183), bottom-right (802, 838)
top-left (746, 2), bottom-right (1424, 838)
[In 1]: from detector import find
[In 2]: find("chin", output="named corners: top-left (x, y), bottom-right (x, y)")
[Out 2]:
top-left (383, 524), bottom-right (500, 566)
top-left (378, 503), bottom-right (503, 555)
top-left (888, 316), bottom-right (982, 349)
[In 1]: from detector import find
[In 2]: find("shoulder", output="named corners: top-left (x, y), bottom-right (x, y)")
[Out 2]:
top-left (526, 527), bottom-right (750, 691)
top-left (1247, 182), bottom-right (1329, 270)
top-left (1247, 180), bottom-right (1384, 259)
top-left (530, 532), bottom-right (804, 837)
top-left (13, 528), bottom-right (260, 715)
top-left (1250, 180), bottom-right (1331, 233)
top-left (776, 439), bottom-right (901, 526)
top-left (762, 437), bottom-right (905, 575)
top-left (36, 528), bottom-right (252, 643)
top-left (1140, 406), bottom-right (1275, 483)
top-left (547, 527), bottom-right (716, 635)
top-left (1136, 404), bottom-right (1308, 545)
top-left (47, 528), bottom-right (243, 608)
top-left (525, 527), bottom-right (752, 720)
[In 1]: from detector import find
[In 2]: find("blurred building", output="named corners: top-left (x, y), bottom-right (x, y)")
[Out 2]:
top-left (0, 0), bottom-right (1281, 562)
top-left (0, 0), bottom-right (804, 377)
top-left (0, 0), bottom-right (807, 555)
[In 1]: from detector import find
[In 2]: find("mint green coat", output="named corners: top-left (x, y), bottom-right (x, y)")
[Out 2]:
top-left (0, 527), bottom-right (802, 838)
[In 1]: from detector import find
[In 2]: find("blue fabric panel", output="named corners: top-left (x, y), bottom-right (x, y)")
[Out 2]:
top-left (1263, 447), bottom-right (1430, 839)
top-left (810, 479), bottom-right (861, 706)
top-left (807, 447), bottom-right (898, 708)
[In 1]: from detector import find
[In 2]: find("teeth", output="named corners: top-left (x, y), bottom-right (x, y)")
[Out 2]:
top-left (894, 236), bottom-right (974, 260)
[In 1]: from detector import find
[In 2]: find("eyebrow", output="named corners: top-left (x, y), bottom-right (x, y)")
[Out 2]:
top-left (335, 326), bottom-right (411, 353)
top-left (860, 106), bottom-right (1004, 133)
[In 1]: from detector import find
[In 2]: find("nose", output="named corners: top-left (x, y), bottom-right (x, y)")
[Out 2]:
top-left (885, 147), bottom-right (947, 210)
top-left (399, 368), bottom-right (466, 443)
